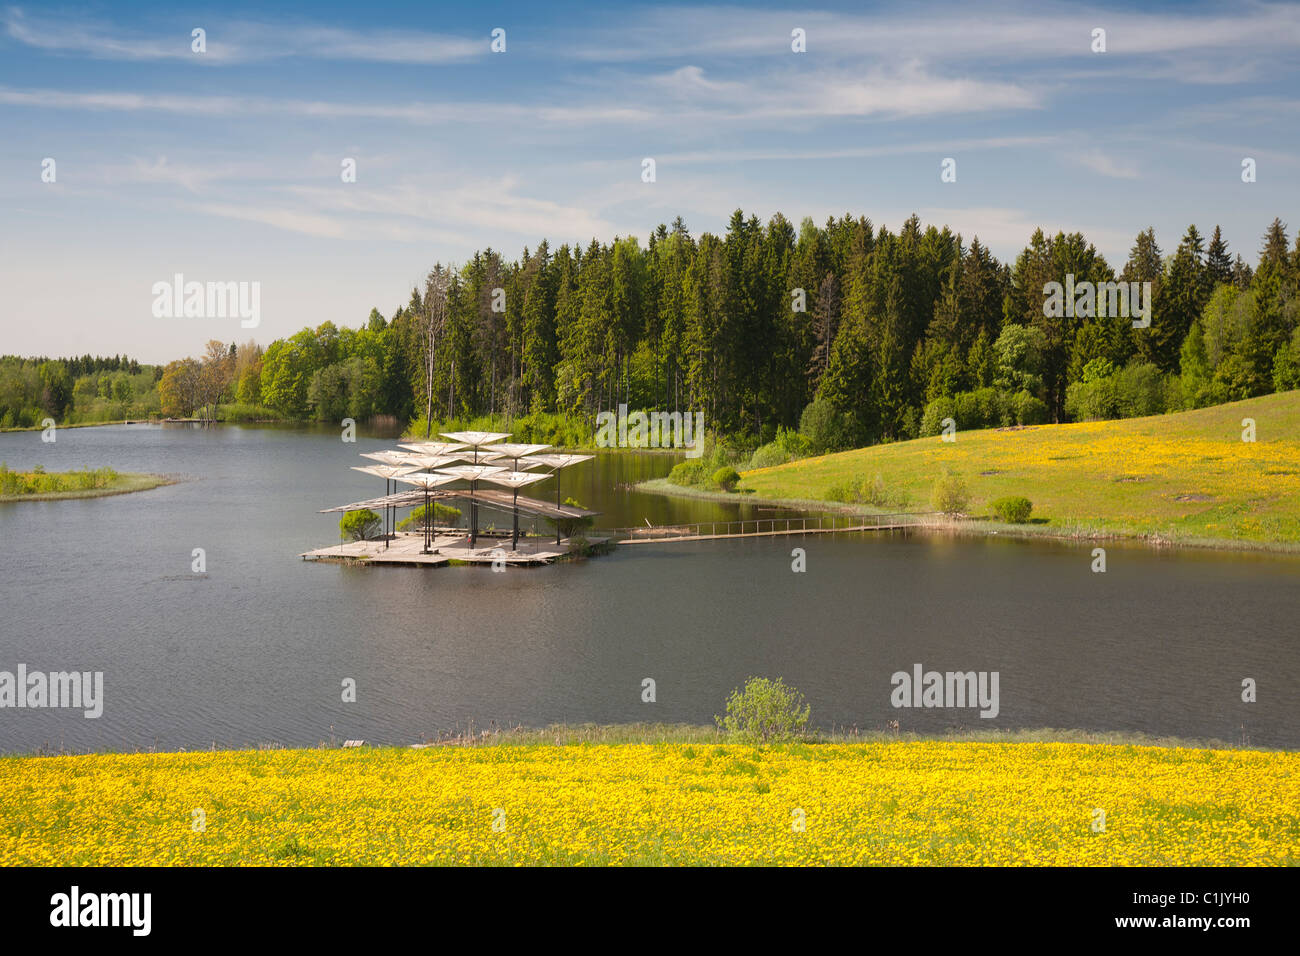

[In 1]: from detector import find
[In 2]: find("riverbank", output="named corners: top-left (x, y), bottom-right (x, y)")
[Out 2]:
top-left (641, 391), bottom-right (1300, 554)
top-left (0, 471), bottom-right (174, 503)
top-left (2, 729), bottom-right (1293, 865)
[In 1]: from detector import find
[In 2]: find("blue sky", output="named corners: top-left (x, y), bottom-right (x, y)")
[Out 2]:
top-left (1, 0), bottom-right (1298, 362)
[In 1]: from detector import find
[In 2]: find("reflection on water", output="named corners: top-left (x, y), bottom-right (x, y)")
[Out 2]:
top-left (0, 423), bottom-right (1296, 752)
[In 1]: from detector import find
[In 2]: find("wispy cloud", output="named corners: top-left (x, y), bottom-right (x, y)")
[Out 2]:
top-left (572, 2), bottom-right (1300, 67)
top-left (0, 62), bottom-right (1037, 126)
top-left (0, 87), bottom-right (528, 123)
top-left (2, 6), bottom-right (485, 64)
top-left (181, 176), bottom-right (620, 247)
top-left (1072, 149), bottom-right (1140, 180)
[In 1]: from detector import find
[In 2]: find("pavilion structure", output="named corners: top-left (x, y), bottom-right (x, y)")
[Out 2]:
top-left (303, 430), bottom-right (600, 567)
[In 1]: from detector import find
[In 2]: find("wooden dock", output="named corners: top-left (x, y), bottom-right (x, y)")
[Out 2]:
top-left (615, 512), bottom-right (947, 544)
top-left (301, 531), bottom-right (600, 567)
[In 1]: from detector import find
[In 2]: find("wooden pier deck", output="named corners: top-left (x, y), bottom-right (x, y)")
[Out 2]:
top-left (615, 512), bottom-right (947, 544)
top-left (301, 531), bottom-right (600, 567)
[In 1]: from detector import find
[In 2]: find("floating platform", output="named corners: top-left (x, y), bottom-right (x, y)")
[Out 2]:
top-left (300, 531), bottom-right (601, 567)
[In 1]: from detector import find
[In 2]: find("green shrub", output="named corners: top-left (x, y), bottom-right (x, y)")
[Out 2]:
top-left (1066, 361), bottom-right (1169, 421)
top-left (775, 426), bottom-right (812, 459)
top-left (712, 466), bottom-right (740, 492)
top-left (748, 441), bottom-right (788, 470)
top-left (396, 502), bottom-right (462, 531)
top-left (339, 509), bottom-right (381, 540)
top-left (715, 677), bottom-right (811, 744)
top-left (1011, 390), bottom-right (1049, 425)
top-left (991, 495), bottom-right (1033, 523)
top-left (930, 471), bottom-right (970, 513)
top-left (825, 481), bottom-right (856, 503)
top-left (1272, 328), bottom-right (1300, 392)
top-left (799, 397), bottom-right (854, 454)
top-left (824, 474), bottom-right (910, 508)
top-left (924, 387), bottom-right (1023, 434)
top-left (860, 473), bottom-right (910, 509)
top-left (667, 458), bottom-right (707, 486)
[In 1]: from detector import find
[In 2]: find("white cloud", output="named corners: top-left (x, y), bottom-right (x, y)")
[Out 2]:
top-left (189, 202), bottom-right (350, 239)
top-left (571, 2), bottom-right (1300, 65)
top-left (1072, 149), bottom-right (1140, 180)
top-left (176, 176), bottom-right (619, 248)
top-left (1, 7), bottom-right (484, 64)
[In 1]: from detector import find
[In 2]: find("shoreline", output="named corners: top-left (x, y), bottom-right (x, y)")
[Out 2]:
top-left (0, 722), bottom-right (1280, 758)
top-left (0, 417), bottom-right (287, 433)
top-left (634, 478), bottom-right (1300, 556)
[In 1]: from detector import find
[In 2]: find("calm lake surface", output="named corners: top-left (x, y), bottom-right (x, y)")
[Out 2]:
top-left (1, 423), bottom-right (1297, 751)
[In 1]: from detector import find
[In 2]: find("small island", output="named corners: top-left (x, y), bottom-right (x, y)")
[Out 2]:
top-left (0, 463), bottom-right (173, 502)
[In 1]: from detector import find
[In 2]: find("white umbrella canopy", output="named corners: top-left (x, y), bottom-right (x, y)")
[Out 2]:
top-left (352, 464), bottom-right (421, 480)
top-left (480, 471), bottom-right (551, 489)
top-left (435, 464), bottom-right (508, 481)
top-left (398, 441), bottom-right (468, 457)
top-left (396, 453), bottom-right (467, 470)
top-left (528, 453), bottom-right (595, 470)
top-left (439, 431), bottom-right (511, 447)
top-left (395, 473), bottom-right (461, 489)
top-left (511, 456), bottom-right (551, 470)
top-left (481, 443), bottom-right (552, 460)
top-left (359, 450), bottom-right (412, 465)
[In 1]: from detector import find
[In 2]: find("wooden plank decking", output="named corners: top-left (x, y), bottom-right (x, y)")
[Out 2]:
top-left (301, 531), bottom-right (600, 567)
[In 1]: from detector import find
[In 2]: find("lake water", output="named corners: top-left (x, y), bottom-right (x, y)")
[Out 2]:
top-left (1, 423), bottom-right (1297, 752)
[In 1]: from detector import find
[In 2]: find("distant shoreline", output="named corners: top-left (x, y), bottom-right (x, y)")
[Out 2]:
top-left (0, 417), bottom-right (286, 433)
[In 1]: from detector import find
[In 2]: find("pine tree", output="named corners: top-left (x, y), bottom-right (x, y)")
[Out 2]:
top-left (808, 272), bottom-right (841, 392)
top-left (1206, 225), bottom-right (1232, 289)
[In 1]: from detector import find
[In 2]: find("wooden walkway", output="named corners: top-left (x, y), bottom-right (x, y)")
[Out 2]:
top-left (301, 531), bottom-right (601, 567)
top-left (615, 512), bottom-right (946, 544)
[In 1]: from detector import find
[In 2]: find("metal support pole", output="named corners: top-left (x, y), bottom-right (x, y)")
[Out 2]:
top-left (512, 488), bottom-right (519, 551)
top-left (421, 485), bottom-right (431, 553)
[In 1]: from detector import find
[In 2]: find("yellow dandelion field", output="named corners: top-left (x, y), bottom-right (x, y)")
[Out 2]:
top-left (2, 742), bottom-right (1296, 866)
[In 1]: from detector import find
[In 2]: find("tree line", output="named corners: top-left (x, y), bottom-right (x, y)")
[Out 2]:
top-left (8, 211), bottom-right (1299, 450)
top-left (239, 211), bottom-right (1299, 449)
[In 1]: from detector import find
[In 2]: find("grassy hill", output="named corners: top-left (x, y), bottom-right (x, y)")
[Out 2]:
top-left (742, 391), bottom-right (1300, 548)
